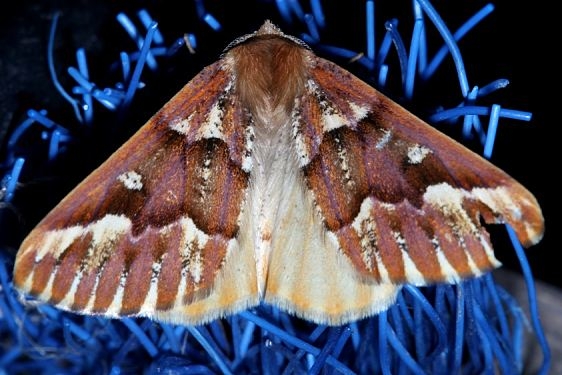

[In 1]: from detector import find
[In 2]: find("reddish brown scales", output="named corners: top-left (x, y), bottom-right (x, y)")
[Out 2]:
top-left (50, 237), bottom-right (91, 303)
top-left (155, 224), bottom-right (183, 310)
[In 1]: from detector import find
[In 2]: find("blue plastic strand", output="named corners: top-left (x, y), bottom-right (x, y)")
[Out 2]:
top-left (119, 51), bottom-right (131, 84)
top-left (26, 109), bottom-right (67, 132)
top-left (507, 226), bottom-right (551, 375)
top-left (378, 311), bottom-right (392, 375)
top-left (36, 305), bottom-right (95, 345)
top-left (287, 0), bottom-right (305, 20)
top-left (384, 19), bottom-right (408, 87)
top-left (159, 323), bottom-right (180, 353)
top-left (378, 64), bottom-right (389, 87)
top-left (209, 320), bottom-right (230, 352)
top-left (2, 158), bottom-right (24, 202)
top-left (138, 9), bottom-right (164, 44)
top-left (474, 293), bottom-right (518, 373)
top-left (331, 326), bottom-right (352, 358)
top-left (366, 0), bottom-right (375, 61)
top-left (387, 324), bottom-right (426, 375)
top-left (74, 48), bottom-right (94, 124)
top-left (304, 13), bottom-right (320, 42)
top-left (239, 311), bottom-right (355, 374)
top-left (479, 78), bottom-right (510, 97)
top-left (404, 285), bottom-right (447, 357)
top-left (186, 326), bottom-right (233, 375)
top-left (429, 105), bottom-right (532, 123)
top-left (450, 284), bottom-right (465, 373)
top-left (0, 346), bottom-right (22, 368)
top-left (348, 322), bottom-right (360, 349)
top-left (461, 287), bottom-right (482, 372)
top-left (388, 305), bottom-right (406, 355)
top-left (483, 103), bottom-right (500, 158)
top-left (116, 13), bottom-right (158, 70)
top-left (67, 67), bottom-right (94, 93)
top-left (308, 328), bottom-right (340, 374)
top-left (0, 296), bottom-right (17, 337)
top-left (484, 274), bottom-right (511, 342)
top-left (122, 22), bottom-right (159, 109)
top-left (413, 294), bottom-right (428, 362)
top-left (312, 43), bottom-right (375, 71)
top-left (395, 292), bottom-right (414, 332)
top-left (6, 117), bottom-right (34, 158)
top-left (310, 0), bottom-right (325, 28)
top-left (47, 12), bottom-right (83, 122)
top-left (203, 14), bottom-right (222, 31)
top-left (423, 3), bottom-right (494, 83)
top-left (376, 29), bottom-right (393, 71)
top-left (121, 318), bottom-right (159, 357)
top-left (405, 18), bottom-right (424, 99)
top-left (497, 286), bottom-right (526, 368)
top-left (462, 87), bottom-right (481, 139)
top-left (239, 318), bottom-right (256, 359)
top-left (411, 2), bottom-right (428, 73)
top-left (416, 0), bottom-right (469, 96)
top-left (229, 316), bottom-right (242, 362)
top-left (48, 130), bottom-right (61, 160)
top-left (194, 0), bottom-right (206, 18)
top-left (275, 0), bottom-right (293, 23)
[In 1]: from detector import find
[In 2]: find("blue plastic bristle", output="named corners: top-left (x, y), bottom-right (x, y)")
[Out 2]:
top-left (304, 13), bottom-right (320, 42)
top-left (275, 0), bottom-right (293, 23)
top-left (423, 3), bottom-right (495, 81)
top-left (310, 0), bottom-right (325, 28)
top-left (405, 18), bottom-right (424, 99)
top-left (416, 0), bottom-right (469, 96)
top-left (507, 226), bottom-right (551, 375)
top-left (366, 0), bottom-right (375, 61)
top-left (1, 158), bottom-right (24, 202)
top-left (138, 9), bottom-right (164, 44)
top-left (122, 21), bottom-right (159, 109)
top-left (187, 326), bottom-right (233, 374)
top-left (287, 0), bottom-right (306, 21)
top-left (483, 104), bottom-right (500, 158)
top-left (116, 13), bottom-right (158, 70)
top-left (384, 19), bottom-right (409, 89)
top-left (75, 48), bottom-right (94, 125)
top-left (48, 12), bottom-right (84, 123)
top-left (203, 14), bottom-right (222, 31)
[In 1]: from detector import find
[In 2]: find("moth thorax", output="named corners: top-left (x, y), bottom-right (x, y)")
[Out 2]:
top-left (229, 36), bottom-right (309, 127)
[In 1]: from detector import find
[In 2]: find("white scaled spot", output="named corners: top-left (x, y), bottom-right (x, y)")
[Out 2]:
top-left (169, 115), bottom-right (193, 135)
top-left (88, 215), bottom-right (132, 261)
top-left (177, 217), bottom-right (210, 257)
top-left (322, 111), bottom-right (346, 132)
top-left (407, 144), bottom-right (432, 164)
top-left (117, 171), bottom-right (143, 191)
top-left (472, 186), bottom-right (520, 221)
top-left (34, 225), bottom-right (84, 262)
top-left (348, 102), bottom-right (369, 122)
top-left (198, 102), bottom-right (225, 140)
top-left (375, 129), bottom-right (392, 150)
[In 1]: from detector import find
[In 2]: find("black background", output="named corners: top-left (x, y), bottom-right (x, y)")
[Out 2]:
top-left (0, 1), bottom-right (556, 290)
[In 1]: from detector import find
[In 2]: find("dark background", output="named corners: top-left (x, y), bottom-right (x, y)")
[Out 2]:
top-left (0, 1), bottom-right (556, 290)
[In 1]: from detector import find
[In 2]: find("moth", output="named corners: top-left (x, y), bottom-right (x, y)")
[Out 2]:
top-left (13, 21), bottom-right (544, 326)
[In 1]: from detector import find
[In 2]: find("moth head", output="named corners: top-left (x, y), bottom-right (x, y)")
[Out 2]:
top-left (221, 20), bottom-right (311, 56)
